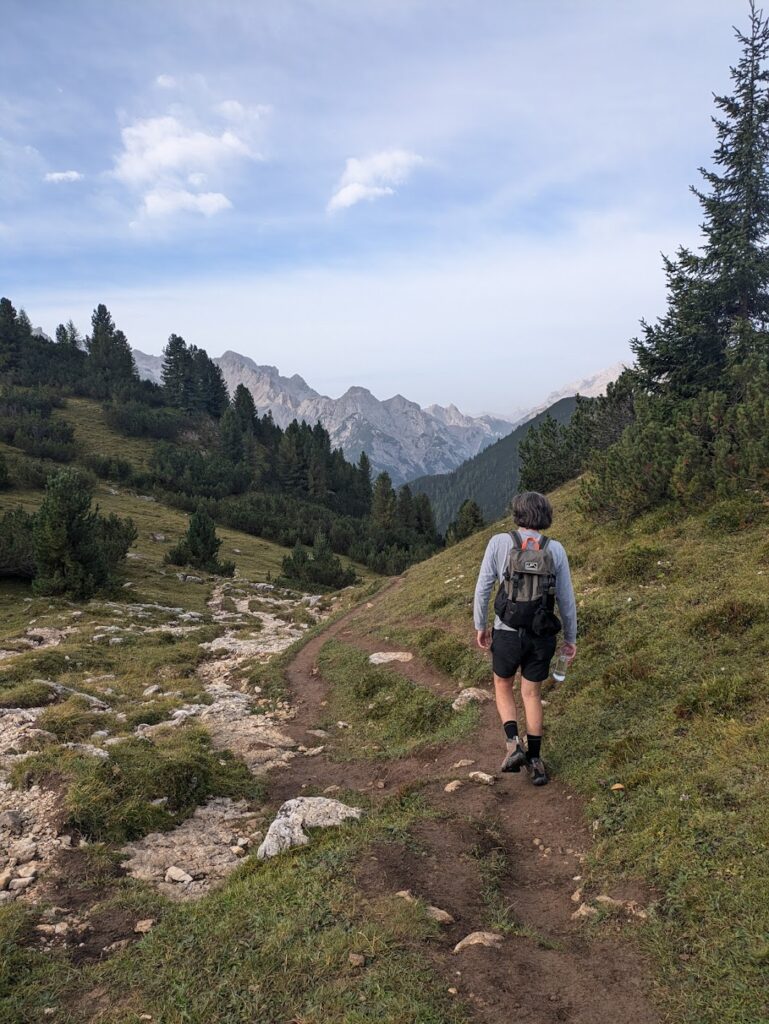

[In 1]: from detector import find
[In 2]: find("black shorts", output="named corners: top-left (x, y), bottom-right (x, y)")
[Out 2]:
top-left (490, 628), bottom-right (556, 683)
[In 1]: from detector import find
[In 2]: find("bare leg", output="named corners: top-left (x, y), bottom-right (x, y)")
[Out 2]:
top-left (520, 676), bottom-right (543, 736)
top-left (493, 673), bottom-right (518, 725)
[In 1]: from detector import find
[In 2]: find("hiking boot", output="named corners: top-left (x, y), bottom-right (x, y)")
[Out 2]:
top-left (526, 756), bottom-right (548, 786)
top-left (500, 739), bottom-right (527, 773)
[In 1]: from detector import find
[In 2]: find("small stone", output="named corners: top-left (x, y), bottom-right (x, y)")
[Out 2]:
top-left (134, 919), bottom-right (156, 934)
top-left (304, 746), bottom-right (325, 757)
top-left (10, 839), bottom-right (37, 863)
top-left (395, 890), bottom-right (415, 901)
top-left (103, 939), bottom-right (131, 953)
top-left (571, 903), bottom-right (599, 921)
top-left (143, 685), bottom-right (161, 696)
top-left (453, 931), bottom-right (502, 953)
top-left (165, 866), bottom-right (193, 884)
top-left (533, 838), bottom-right (542, 846)
top-left (595, 895), bottom-right (624, 910)
top-left (0, 869), bottom-right (14, 891)
top-left (610, 783), bottom-right (625, 792)
top-left (54, 922), bottom-right (70, 936)
top-left (230, 846), bottom-right (247, 857)
top-left (336, 721), bottom-right (350, 729)
top-left (8, 877), bottom-right (33, 891)
top-left (571, 889), bottom-right (583, 903)
top-left (426, 906), bottom-right (455, 925)
top-left (448, 987), bottom-right (458, 995)
top-left (444, 780), bottom-right (463, 793)
top-left (16, 863), bottom-right (38, 879)
top-left (451, 687), bottom-right (491, 710)
top-left (468, 771), bottom-right (495, 786)
top-left (452, 759), bottom-right (475, 768)
top-left (0, 810), bottom-right (23, 834)
top-left (348, 952), bottom-right (366, 967)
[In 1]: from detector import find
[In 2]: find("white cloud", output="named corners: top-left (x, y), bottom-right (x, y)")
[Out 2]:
top-left (155, 74), bottom-right (177, 89)
top-left (44, 170), bottom-right (83, 183)
top-left (187, 172), bottom-right (208, 187)
top-left (114, 116), bottom-right (251, 187)
top-left (328, 148), bottom-right (423, 211)
top-left (328, 183), bottom-right (394, 210)
top-left (141, 187), bottom-right (232, 218)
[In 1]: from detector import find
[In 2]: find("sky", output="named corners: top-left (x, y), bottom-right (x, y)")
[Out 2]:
top-left (0, 0), bottom-right (749, 415)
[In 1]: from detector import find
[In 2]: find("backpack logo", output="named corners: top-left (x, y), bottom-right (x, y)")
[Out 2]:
top-left (524, 560), bottom-right (538, 570)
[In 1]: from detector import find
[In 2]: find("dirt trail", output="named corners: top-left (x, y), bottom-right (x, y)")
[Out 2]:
top-left (268, 578), bottom-right (660, 1024)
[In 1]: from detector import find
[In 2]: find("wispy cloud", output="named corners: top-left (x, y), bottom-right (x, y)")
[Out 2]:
top-left (113, 101), bottom-right (263, 222)
top-left (114, 115), bottom-right (251, 187)
top-left (44, 170), bottom-right (83, 183)
top-left (140, 187), bottom-right (232, 218)
top-left (328, 148), bottom-right (424, 211)
top-left (155, 74), bottom-right (177, 89)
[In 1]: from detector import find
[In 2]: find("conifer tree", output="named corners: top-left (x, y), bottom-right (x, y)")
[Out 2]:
top-left (232, 383), bottom-right (257, 433)
top-left (86, 305), bottom-right (137, 393)
top-left (166, 505), bottom-right (234, 576)
top-left (371, 472), bottom-right (396, 530)
top-left (446, 498), bottom-right (484, 545)
top-left (162, 334), bottom-right (196, 410)
top-left (395, 484), bottom-right (416, 530)
top-left (633, 2), bottom-right (769, 395)
top-left (356, 451), bottom-right (373, 513)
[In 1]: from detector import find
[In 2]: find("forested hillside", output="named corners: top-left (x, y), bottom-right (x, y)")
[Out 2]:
top-left (0, 303), bottom-right (442, 583)
top-left (410, 396), bottom-right (577, 532)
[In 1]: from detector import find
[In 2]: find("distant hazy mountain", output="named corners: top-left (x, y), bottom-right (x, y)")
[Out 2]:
top-left (505, 362), bottom-right (626, 425)
top-left (132, 348), bottom-right (514, 485)
top-left (409, 396), bottom-right (579, 533)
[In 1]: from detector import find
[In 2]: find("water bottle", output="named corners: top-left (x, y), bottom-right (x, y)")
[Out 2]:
top-left (552, 653), bottom-right (569, 683)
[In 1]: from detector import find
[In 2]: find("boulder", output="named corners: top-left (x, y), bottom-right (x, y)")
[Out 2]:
top-left (257, 797), bottom-right (362, 860)
top-left (368, 652), bottom-right (413, 665)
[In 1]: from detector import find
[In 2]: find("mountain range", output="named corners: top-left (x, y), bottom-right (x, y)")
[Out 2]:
top-left (132, 348), bottom-right (621, 485)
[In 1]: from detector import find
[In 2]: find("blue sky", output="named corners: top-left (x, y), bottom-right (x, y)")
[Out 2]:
top-left (1, 0), bottom-right (747, 414)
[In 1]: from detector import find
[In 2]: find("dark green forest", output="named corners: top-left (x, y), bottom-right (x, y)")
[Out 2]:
top-left (410, 396), bottom-right (577, 532)
top-left (0, 302), bottom-right (442, 584)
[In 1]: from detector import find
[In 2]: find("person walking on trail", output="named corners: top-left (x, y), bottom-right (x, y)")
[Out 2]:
top-left (473, 491), bottom-right (577, 787)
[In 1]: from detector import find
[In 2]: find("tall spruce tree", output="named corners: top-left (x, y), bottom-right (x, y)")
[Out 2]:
top-left (162, 334), bottom-right (196, 410)
top-left (371, 472), bottom-right (396, 531)
top-left (633, 2), bottom-right (769, 395)
top-left (87, 305), bottom-right (136, 393)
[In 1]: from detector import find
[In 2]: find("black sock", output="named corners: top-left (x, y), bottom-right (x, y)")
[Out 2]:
top-left (527, 735), bottom-right (542, 760)
top-left (503, 720), bottom-right (519, 742)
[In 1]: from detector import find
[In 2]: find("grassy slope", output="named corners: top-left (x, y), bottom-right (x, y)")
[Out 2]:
top-left (358, 481), bottom-right (769, 1024)
top-left (0, 396), bottom-right (374, 585)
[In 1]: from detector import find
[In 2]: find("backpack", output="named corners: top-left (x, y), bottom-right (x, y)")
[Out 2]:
top-left (493, 531), bottom-right (562, 637)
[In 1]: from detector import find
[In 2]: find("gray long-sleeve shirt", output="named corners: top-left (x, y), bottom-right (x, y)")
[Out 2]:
top-left (473, 529), bottom-right (577, 643)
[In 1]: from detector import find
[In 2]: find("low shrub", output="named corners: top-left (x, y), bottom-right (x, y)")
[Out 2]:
top-left (0, 681), bottom-right (55, 709)
top-left (688, 598), bottom-right (766, 638)
top-left (602, 542), bottom-right (667, 584)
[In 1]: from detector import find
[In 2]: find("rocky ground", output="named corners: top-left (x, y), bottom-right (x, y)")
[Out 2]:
top-left (0, 577), bottom-right (331, 912)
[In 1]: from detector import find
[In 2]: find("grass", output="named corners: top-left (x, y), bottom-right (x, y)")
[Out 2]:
top-left (11, 723), bottom-right (261, 843)
top-left (317, 639), bottom-right (477, 759)
top-left (55, 397), bottom-right (156, 470)
top-left (356, 481), bottom-right (769, 1024)
top-left (0, 795), bottom-right (467, 1024)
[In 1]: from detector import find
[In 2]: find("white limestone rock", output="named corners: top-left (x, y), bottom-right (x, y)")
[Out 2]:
top-left (257, 797), bottom-right (362, 860)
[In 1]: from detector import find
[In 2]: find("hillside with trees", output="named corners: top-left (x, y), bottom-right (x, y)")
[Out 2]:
top-left (0, 304), bottom-right (442, 584)
top-left (520, 5), bottom-right (769, 521)
top-left (410, 396), bottom-right (577, 532)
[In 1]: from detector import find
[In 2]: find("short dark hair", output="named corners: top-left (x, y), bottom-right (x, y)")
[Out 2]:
top-left (511, 491), bottom-right (553, 530)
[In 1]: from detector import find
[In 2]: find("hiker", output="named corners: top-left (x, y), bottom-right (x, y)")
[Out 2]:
top-left (473, 491), bottom-right (577, 786)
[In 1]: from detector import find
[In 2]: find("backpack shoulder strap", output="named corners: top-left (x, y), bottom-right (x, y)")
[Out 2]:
top-left (539, 535), bottom-right (550, 550)
top-left (511, 530), bottom-right (523, 548)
